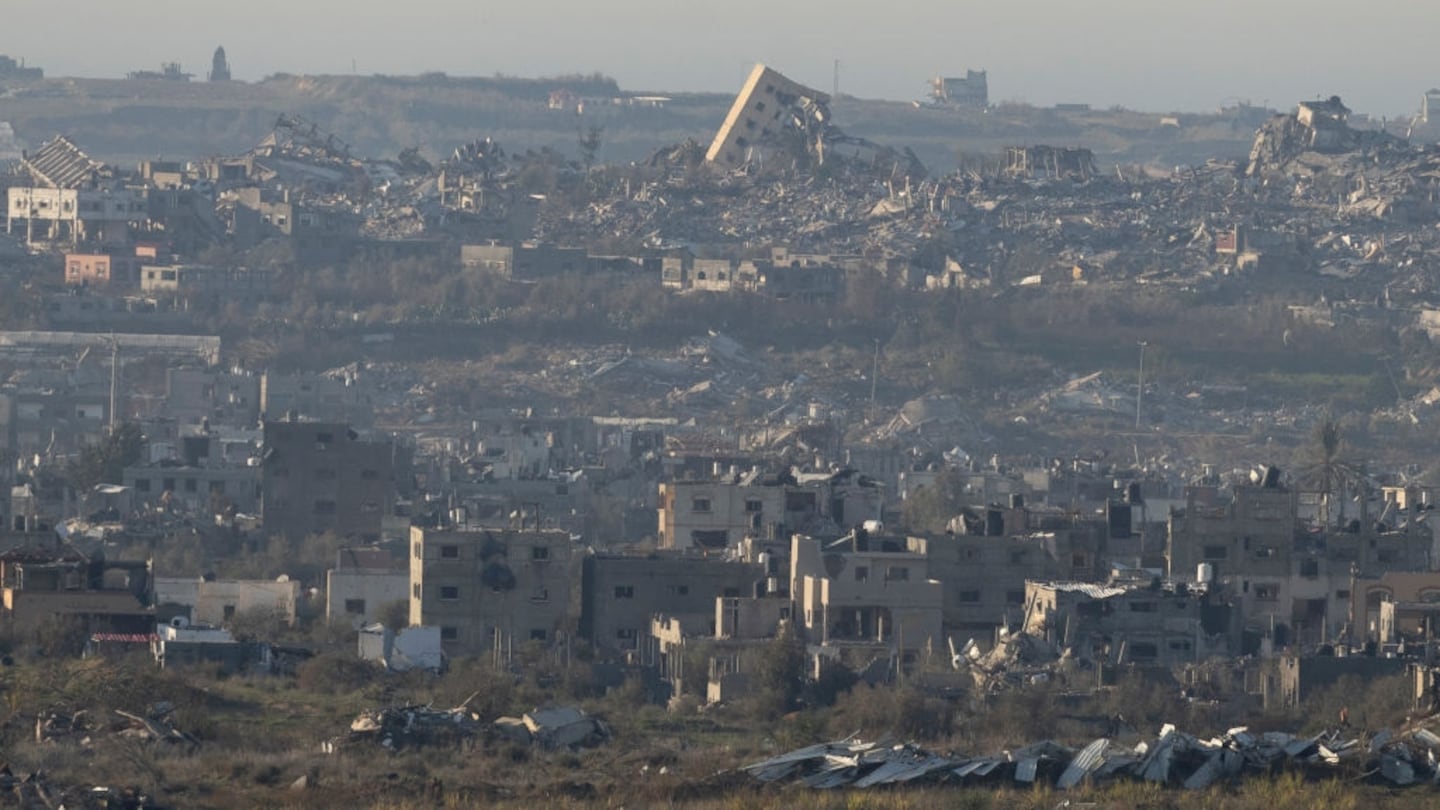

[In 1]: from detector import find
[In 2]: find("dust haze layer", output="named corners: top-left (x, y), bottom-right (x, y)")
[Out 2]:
top-left (3, 0), bottom-right (1436, 116)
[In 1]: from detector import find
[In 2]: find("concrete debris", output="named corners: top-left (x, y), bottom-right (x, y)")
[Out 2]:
top-left (35, 706), bottom-right (91, 745)
top-left (0, 762), bottom-right (159, 809)
top-left (34, 703), bottom-right (197, 750)
top-left (328, 698), bottom-right (482, 753)
top-left (501, 706), bottom-right (611, 750)
top-left (742, 715), bottom-right (1440, 791)
top-left (327, 701), bottom-right (609, 753)
top-left (114, 704), bottom-right (201, 747)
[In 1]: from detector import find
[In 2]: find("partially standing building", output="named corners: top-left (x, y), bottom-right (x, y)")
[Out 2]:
top-left (409, 527), bottom-right (572, 657)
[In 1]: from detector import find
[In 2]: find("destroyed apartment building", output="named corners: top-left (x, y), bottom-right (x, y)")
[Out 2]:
top-left (706, 64), bottom-right (833, 169)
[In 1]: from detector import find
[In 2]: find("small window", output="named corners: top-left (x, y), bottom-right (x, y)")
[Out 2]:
top-left (1006, 590), bottom-right (1025, 605)
top-left (885, 566), bottom-right (910, 582)
top-left (1203, 545), bottom-right (1229, 560)
top-left (616, 628), bottom-right (638, 640)
top-left (668, 584), bottom-right (689, 596)
top-left (344, 599), bottom-right (366, 615)
top-left (691, 497), bottom-right (711, 513)
top-left (135, 479), bottom-right (152, 493)
top-left (531, 588), bottom-right (549, 602)
top-left (209, 480), bottom-right (225, 494)
top-left (412, 583), bottom-right (421, 598)
top-left (614, 586), bottom-right (634, 599)
top-left (440, 545), bottom-right (459, 559)
top-left (1129, 601), bottom-right (1157, 613)
top-left (854, 566), bottom-right (869, 583)
top-left (744, 499), bottom-right (764, 513)
top-left (1130, 642), bottom-right (1159, 659)
top-left (529, 629), bottom-right (548, 641)
top-left (223, 605), bottom-right (236, 620)
top-left (1336, 589), bottom-right (1351, 600)
top-left (722, 587), bottom-right (740, 598)
top-left (360, 469), bottom-right (379, 480)
top-left (532, 546), bottom-right (550, 561)
top-left (959, 590), bottom-right (981, 604)
top-left (413, 542), bottom-right (422, 559)
top-left (440, 626), bottom-right (458, 641)
top-left (315, 431), bottom-right (333, 446)
top-left (440, 586), bottom-right (459, 601)
top-left (162, 478), bottom-right (176, 492)
top-left (184, 479), bottom-right (198, 493)
top-left (1254, 584), bottom-right (1279, 601)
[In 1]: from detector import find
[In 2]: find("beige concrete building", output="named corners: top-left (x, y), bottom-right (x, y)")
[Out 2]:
top-left (791, 531), bottom-right (942, 654)
top-left (0, 547), bottom-right (153, 635)
top-left (706, 64), bottom-right (830, 168)
top-left (579, 552), bottom-right (762, 655)
top-left (1168, 478), bottom-right (1432, 648)
top-left (657, 470), bottom-right (881, 551)
top-left (1022, 580), bottom-right (1236, 667)
top-left (409, 527), bottom-right (572, 656)
top-left (326, 548), bottom-right (408, 627)
top-left (153, 576), bottom-right (301, 626)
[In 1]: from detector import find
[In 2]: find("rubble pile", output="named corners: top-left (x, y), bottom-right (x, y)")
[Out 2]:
top-left (113, 705), bottom-right (200, 747)
top-left (327, 701), bottom-right (482, 752)
top-left (34, 707), bottom-right (91, 745)
top-left (742, 716), bottom-right (1440, 791)
top-left (34, 703), bottom-right (199, 749)
top-left (537, 165), bottom-right (958, 257)
top-left (326, 702), bottom-right (609, 753)
top-left (492, 706), bottom-right (612, 750)
top-left (0, 764), bottom-right (158, 809)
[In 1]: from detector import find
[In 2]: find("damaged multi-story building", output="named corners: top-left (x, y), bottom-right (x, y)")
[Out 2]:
top-left (579, 551), bottom-right (762, 656)
top-left (408, 526), bottom-right (573, 656)
top-left (657, 467), bottom-right (882, 551)
top-left (928, 71), bottom-right (988, 109)
top-left (1021, 579), bottom-right (1238, 668)
top-left (260, 419), bottom-right (411, 542)
top-left (1166, 469), bottom-right (1432, 649)
top-left (706, 64), bottom-right (831, 169)
top-left (5, 136), bottom-right (145, 246)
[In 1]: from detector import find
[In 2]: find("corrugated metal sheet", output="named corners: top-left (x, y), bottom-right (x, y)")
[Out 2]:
top-left (1036, 581), bottom-right (1130, 599)
top-left (1058, 738), bottom-right (1109, 790)
top-left (1014, 757), bottom-right (1038, 784)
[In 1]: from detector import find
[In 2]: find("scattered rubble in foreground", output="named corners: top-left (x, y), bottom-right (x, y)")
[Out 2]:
top-left (0, 762), bottom-right (158, 809)
top-left (34, 702), bottom-right (200, 749)
top-left (325, 701), bottom-right (610, 753)
top-left (742, 715), bottom-right (1440, 791)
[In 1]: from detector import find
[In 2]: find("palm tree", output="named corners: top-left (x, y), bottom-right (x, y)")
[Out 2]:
top-left (1297, 415), bottom-right (1366, 528)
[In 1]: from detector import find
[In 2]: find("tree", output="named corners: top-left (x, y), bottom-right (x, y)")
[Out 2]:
top-left (1296, 414), bottom-right (1366, 527)
top-left (755, 621), bottom-right (805, 715)
top-left (377, 599), bottom-right (410, 630)
top-left (66, 423), bottom-right (145, 493)
top-left (577, 125), bottom-right (604, 171)
top-left (901, 467), bottom-right (966, 533)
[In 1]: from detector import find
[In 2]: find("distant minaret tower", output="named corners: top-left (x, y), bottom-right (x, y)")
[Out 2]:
top-left (209, 46), bottom-right (231, 82)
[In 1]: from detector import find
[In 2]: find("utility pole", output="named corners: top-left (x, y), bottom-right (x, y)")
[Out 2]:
top-left (108, 335), bottom-right (119, 435)
top-left (870, 339), bottom-right (881, 405)
top-left (1135, 340), bottom-right (1148, 430)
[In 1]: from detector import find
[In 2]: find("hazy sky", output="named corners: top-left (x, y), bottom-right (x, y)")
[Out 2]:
top-left (4, 0), bottom-right (1437, 116)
